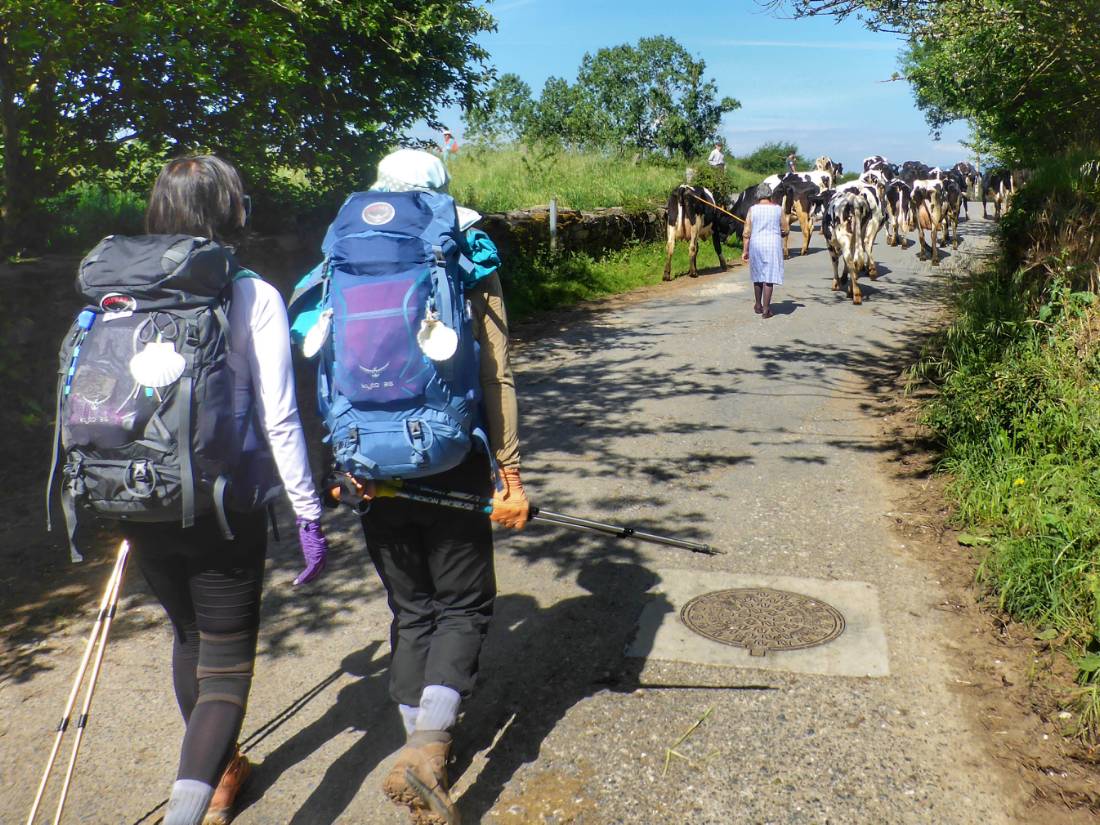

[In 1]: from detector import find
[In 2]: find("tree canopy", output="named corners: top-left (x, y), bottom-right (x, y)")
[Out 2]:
top-left (0, 0), bottom-right (494, 247)
top-left (766, 0), bottom-right (1100, 165)
top-left (464, 36), bottom-right (740, 158)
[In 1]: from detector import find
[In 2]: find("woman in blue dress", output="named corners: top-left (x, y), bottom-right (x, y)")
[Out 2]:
top-left (740, 187), bottom-right (789, 318)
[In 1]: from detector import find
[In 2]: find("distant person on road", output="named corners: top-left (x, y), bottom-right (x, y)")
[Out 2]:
top-left (741, 185), bottom-right (789, 318)
top-left (786, 152), bottom-right (798, 175)
top-left (440, 129), bottom-right (459, 165)
top-left (707, 141), bottom-right (726, 171)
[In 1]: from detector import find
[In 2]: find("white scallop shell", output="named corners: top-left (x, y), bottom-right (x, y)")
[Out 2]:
top-left (129, 341), bottom-right (185, 387)
top-left (417, 318), bottom-right (458, 361)
top-left (302, 308), bottom-right (333, 359)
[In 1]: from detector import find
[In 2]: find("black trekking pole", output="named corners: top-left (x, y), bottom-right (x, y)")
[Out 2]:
top-left (330, 475), bottom-right (718, 555)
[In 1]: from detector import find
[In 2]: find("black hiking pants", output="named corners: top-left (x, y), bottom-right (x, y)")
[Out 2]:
top-left (125, 510), bottom-right (268, 787)
top-left (360, 451), bottom-right (496, 707)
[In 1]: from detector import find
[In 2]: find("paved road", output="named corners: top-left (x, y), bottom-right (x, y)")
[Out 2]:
top-left (3, 213), bottom-right (1020, 824)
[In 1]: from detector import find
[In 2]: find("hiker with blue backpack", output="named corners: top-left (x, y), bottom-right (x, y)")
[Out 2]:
top-left (49, 155), bottom-right (330, 825)
top-left (290, 148), bottom-right (527, 824)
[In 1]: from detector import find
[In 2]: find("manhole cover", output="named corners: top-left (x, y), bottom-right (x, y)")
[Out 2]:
top-left (680, 588), bottom-right (845, 657)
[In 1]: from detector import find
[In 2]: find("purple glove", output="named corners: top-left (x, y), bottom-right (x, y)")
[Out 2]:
top-left (294, 517), bottom-right (329, 586)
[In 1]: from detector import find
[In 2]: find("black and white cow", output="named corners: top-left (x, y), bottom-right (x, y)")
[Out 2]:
top-left (772, 176), bottom-right (821, 258)
top-left (910, 178), bottom-right (946, 265)
top-left (952, 162), bottom-right (980, 212)
top-left (663, 184), bottom-right (736, 280)
top-left (930, 169), bottom-right (964, 246)
top-left (884, 179), bottom-right (914, 248)
top-left (834, 179), bottom-right (887, 279)
top-left (763, 169), bottom-right (834, 194)
top-left (863, 158), bottom-right (899, 182)
top-left (899, 161), bottom-right (933, 187)
top-left (821, 190), bottom-right (873, 304)
top-left (981, 169), bottom-right (1014, 219)
top-left (863, 155), bottom-right (888, 173)
top-left (815, 155), bottom-right (843, 182)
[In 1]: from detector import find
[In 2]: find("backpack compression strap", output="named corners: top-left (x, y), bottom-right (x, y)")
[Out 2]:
top-left (46, 311), bottom-right (96, 562)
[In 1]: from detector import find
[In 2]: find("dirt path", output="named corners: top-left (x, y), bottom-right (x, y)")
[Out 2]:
top-left (2, 216), bottom-right (1095, 823)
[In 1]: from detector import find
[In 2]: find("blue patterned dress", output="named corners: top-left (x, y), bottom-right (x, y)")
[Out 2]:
top-left (748, 203), bottom-right (785, 285)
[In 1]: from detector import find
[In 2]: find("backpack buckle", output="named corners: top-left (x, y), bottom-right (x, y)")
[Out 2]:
top-left (405, 420), bottom-right (433, 464)
top-left (64, 459), bottom-right (87, 496)
top-left (125, 460), bottom-right (158, 499)
top-left (184, 322), bottom-right (201, 348)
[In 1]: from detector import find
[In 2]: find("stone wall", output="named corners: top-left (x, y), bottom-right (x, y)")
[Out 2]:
top-left (477, 204), bottom-right (667, 264)
top-left (249, 203), bottom-right (669, 291)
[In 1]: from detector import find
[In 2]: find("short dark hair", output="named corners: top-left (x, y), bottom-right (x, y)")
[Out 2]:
top-left (146, 155), bottom-right (247, 242)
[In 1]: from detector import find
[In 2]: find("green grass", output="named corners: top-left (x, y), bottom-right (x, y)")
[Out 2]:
top-left (913, 149), bottom-right (1100, 739)
top-left (502, 234), bottom-right (740, 321)
top-left (448, 145), bottom-right (759, 214)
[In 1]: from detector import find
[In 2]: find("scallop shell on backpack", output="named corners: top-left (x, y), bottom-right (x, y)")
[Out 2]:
top-left (129, 341), bottom-right (186, 387)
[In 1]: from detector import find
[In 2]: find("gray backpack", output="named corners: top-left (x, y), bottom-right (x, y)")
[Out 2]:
top-left (47, 235), bottom-right (275, 560)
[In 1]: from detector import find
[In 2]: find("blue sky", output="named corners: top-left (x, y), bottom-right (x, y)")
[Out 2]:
top-left (428, 0), bottom-right (971, 172)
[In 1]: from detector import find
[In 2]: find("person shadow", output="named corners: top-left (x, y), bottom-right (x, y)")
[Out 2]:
top-left (451, 557), bottom-right (671, 821)
top-left (233, 640), bottom-right (404, 825)
top-left (766, 300), bottom-right (805, 317)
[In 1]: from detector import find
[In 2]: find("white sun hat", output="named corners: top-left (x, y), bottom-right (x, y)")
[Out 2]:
top-left (371, 148), bottom-right (450, 194)
top-left (370, 148), bottom-right (480, 230)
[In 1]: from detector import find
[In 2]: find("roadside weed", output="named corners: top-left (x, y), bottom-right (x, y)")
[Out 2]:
top-left (917, 149), bottom-right (1100, 739)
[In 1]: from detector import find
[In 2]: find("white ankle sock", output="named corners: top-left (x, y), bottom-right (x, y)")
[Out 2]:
top-left (399, 703), bottom-right (420, 737)
top-left (163, 779), bottom-right (214, 825)
top-left (416, 685), bottom-right (461, 732)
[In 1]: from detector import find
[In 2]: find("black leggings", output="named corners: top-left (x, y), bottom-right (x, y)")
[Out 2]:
top-left (126, 511), bottom-right (268, 786)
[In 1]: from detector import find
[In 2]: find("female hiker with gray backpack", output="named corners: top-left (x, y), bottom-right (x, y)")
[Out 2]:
top-left (290, 148), bottom-right (528, 824)
top-left (49, 155), bottom-right (330, 825)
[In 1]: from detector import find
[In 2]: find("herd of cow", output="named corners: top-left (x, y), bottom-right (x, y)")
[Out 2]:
top-left (663, 155), bottom-right (1020, 305)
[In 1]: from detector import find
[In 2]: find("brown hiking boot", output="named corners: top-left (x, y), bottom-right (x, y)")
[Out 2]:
top-left (382, 731), bottom-right (460, 825)
top-left (202, 747), bottom-right (251, 825)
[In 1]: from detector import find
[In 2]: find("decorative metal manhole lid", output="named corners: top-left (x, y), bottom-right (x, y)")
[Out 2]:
top-left (680, 588), bottom-right (845, 657)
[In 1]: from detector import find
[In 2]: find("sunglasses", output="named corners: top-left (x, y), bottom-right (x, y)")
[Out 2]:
top-left (242, 194), bottom-right (252, 225)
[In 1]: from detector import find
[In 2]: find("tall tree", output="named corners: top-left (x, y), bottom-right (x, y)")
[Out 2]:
top-left (765, 0), bottom-right (1100, 165)
top-left (468, 36), bottom-right (739, 157)
top-left (0, 0), bottom-right (494, 248)
top-left (573, 36), bottom-right (740, 157)
top-left (463, 72), bottom-right (535, 145)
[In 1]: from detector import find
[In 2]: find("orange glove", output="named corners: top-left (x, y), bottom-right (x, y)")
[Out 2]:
top-left (491, 466), bottom-right (529, 530)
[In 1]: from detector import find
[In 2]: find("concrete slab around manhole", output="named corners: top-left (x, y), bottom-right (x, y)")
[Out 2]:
top-left (627, 569), bottom-right (890, 678)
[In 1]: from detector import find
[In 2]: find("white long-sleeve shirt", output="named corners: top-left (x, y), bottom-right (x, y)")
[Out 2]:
top-left (228, 276), bottom-right (323, 521)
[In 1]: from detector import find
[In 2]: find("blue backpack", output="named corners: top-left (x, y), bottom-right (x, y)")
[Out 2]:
top-left (294, 190), bottom-right (483, 480)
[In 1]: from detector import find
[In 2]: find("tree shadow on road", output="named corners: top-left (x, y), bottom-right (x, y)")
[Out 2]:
top-left (450, 547), bottom-right (670, 822)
